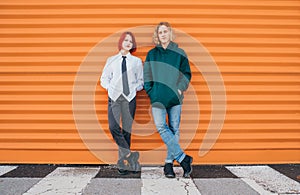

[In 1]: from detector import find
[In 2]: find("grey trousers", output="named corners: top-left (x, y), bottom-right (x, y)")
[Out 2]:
top-left (108, 95), bottom-right (136, 160)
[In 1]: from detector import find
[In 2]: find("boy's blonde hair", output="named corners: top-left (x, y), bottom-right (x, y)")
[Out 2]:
top-left (153, 22), bottom-right (175, 45)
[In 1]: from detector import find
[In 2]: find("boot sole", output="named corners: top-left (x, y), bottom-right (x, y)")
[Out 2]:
top-left (165, 174), bottom-right (176, 178)
top-left (118, 169), bottom-right (129, 175)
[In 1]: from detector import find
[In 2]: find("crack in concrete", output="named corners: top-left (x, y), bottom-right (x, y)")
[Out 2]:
top-left (181, 179), bottom-right (190, 195)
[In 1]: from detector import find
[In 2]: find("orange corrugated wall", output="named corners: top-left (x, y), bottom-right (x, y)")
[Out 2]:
top-left (0, 0), bottom-right (299, 164)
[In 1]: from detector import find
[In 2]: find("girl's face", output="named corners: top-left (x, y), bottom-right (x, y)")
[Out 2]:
top-left (157, 25), bottom-right (171, 45)
top-left (122, 34), bottom-right (133, 52)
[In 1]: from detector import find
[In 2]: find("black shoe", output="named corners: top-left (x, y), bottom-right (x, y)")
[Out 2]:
top-left (125, 152), bottom-right (140, 172)
top-left (132, 162), bottom-right (141, 174)
top-left (180, 155), bottom-right (193, 178)
top-left (164, 163), bottom-right (175, 178)
top-left (117, 159), bottom-right (129, 175)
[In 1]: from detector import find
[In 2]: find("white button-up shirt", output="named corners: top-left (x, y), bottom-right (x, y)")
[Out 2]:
top-left (100, 52), bottom-right (143, 102)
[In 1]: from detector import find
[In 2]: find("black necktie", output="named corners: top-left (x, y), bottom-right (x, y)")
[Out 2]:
top-left (121, 56), bottom-right (130, 96)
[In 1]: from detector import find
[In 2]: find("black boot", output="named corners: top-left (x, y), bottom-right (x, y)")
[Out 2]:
top-left (180, 155), bottom-right (193, 178)
top-left (125, 151), bottom-right (141, 173)
top-left (117, 159), bottom-right (129, 175)
top-left (164, 163), bottom-right (175, 178)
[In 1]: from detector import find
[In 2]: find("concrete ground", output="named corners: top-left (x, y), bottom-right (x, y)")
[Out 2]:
top-left (0, 164), bottom-right (299, 195)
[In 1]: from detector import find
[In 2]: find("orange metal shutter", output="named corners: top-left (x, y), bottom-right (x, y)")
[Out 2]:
top-left (0, 0), bottom-right (299, 164)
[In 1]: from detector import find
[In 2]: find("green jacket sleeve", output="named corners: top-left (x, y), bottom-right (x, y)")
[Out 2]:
top-left (143, 54), bottom-right (153, 94)
top-left (178, 52), bottom-right (192, 91)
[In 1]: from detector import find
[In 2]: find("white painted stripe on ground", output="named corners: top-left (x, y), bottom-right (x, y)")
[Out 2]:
top-left (141, 167), bottom-right (201, 195)
top-left (23, 167), bottom-right (99, 195)
top-left (0, 166), bottom-right (17, 176)
top-left (226, 165), bottom-right (300, 194)
top-left (240, 178), bottom-right (276, 195)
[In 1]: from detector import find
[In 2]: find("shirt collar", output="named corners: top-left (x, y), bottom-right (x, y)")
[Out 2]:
top-left (118, 52), bottom-right (132, 59)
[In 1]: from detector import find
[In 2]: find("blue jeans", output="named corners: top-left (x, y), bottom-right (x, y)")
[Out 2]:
top-left (152, 105), bottom-right (186, 163)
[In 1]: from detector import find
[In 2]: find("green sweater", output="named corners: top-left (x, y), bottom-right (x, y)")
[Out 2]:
top-left (143, 41), bottom-right (192, 108)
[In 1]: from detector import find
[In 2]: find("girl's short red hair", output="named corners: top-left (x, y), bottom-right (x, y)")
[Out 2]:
top-left (118, 31), bottom-right (137, 53)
